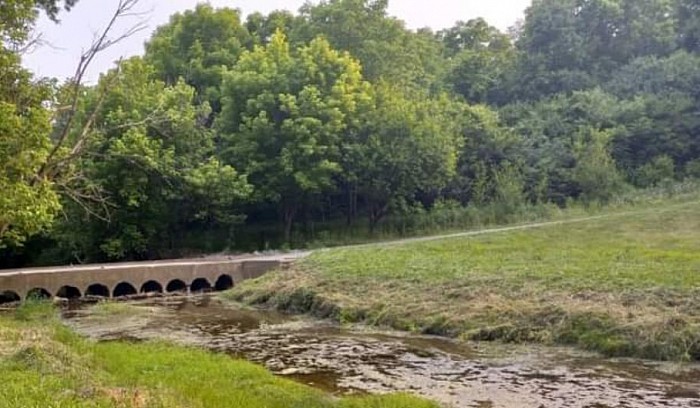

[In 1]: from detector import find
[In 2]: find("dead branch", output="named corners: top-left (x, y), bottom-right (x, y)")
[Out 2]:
top-left (46, 59), bottom-right (123, 178)
top-left (14, 32), bottom-right (44, 55)
top-left (33, 0), bottom-right (150, 221)
top-left (55, 172), bottom-right (114, 223)
top-left (39, 0), bottom-right (149, 179)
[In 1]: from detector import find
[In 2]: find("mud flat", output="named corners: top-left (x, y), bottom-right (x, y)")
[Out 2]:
top-left (64, 297), bottom-right (700, 408)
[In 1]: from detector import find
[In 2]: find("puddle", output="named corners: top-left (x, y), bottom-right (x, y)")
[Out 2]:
top-left (63, 296), bottom-right (700, 408)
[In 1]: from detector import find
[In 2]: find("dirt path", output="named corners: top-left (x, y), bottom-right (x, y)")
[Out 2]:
top-left (333, 199), bottom-right (700, 250)
top-left (3, 200), bottom-right (698, 274)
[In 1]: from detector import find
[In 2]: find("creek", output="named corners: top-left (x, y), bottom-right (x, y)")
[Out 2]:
top-left (62, 296), bottom-right (700, 408)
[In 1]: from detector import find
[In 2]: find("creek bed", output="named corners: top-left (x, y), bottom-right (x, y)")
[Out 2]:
top-left (62, 296), bottom-right (700, 408)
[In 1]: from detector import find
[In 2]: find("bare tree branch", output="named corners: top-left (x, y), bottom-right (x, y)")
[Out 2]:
top-left (14, 32), bottom-right (44, 55)
top-left (39, 0), bottom-right (148, 179)
top-left (47, 58), bottom-right (124, 177)
top-left (55, 171), bottom-right (115, 223)
top-left (32, 0), bottom-right (150, 222)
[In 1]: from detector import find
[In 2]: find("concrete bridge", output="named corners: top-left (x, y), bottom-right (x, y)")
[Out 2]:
top-left (0, 254), bottom-right (305, 303)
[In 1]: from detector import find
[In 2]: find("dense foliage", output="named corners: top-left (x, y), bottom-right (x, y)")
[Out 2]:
top-left (3, 0), bottom-right (700, 265)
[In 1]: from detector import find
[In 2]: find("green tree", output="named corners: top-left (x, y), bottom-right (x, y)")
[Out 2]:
top-left (678, 0), bottom-right (700, 51)
top-left (449, 105), bottom-right (524, 205)
top-left (0, 0), bottom-right (66, 247)
top-left (0, 60), bottom-right (60, 247)
top-left (439, 18), bottom-right (512, 56)
top-left (612, 92), bottom-right (700, 176)
top-left (500, 89), bottom-right (622, 204)
top-left (60, 58), bottom-right (250, 260)
top-left (245, 10), bottom-right (301, 46)
top-left (35, 0), bottom-right (78, 20)
top-left (511, 0), bottom-right (678, 101)
top-left (634, 155), bottom-right (676, 187)
top-left (607, 51), bottom-right (700, 98)
top-left (294, 0), bottom-right (446, 89)
top-left (344, 85), bottom-right (461, 231)
top-left (218, 31), bottom-right (371, 241)
top-left (144, 4), bottom-right (252, 113)
top-left (572, 128), bottom-right (625, 204)
top-left (439, 19), bottom-right (516, 104)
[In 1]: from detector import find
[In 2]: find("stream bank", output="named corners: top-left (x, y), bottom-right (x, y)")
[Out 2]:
top-left (64, 296), bottom-right (700, 408)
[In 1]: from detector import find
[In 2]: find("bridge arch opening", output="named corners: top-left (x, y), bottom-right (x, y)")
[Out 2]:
top-left (113, 282), bottom-right (138, 298)
top-left (0, 291), bottom-right (20, 304)
top-left (215, 275), bottom-right (234, 291)
top-left (27, 288), bottom-right (52, 300)
top-left (57, 286), bottom-right (82, 300)
top-left (190, 278), bottom-right (212, 293)
top-left (166, 279), bottom-right (187, 293)
top-left (140, 280), bottom-right (163, 294)
top-left (86, 284), bottom-right (110, 298)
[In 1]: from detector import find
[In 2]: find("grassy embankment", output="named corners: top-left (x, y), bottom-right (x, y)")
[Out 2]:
top-left (230, 198), bottom-right (700, 361)
top-left (0, 302), bottom-right (436, 408)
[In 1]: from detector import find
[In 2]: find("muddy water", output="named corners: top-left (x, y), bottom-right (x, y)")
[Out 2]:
top-left (63, 297), bottom-right (700, 408)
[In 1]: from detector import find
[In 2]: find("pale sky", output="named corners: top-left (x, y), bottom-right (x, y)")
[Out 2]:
top-left (23, 0), bottom-right (531, 82)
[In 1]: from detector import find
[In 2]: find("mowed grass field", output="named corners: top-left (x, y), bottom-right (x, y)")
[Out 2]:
top-left (0, 303), bottom-right (436, 408)
top-left (232, 200), bottom-right (700, 361)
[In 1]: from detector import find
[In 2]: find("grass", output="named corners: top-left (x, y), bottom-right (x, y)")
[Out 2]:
top-left (277, 179), bottom-right (700, 249)
top-left (229, 198), bottom-right (700, 361)
top-left (0, 301), bottom-right (437, 408)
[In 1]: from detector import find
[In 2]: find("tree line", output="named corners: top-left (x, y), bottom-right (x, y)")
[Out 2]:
top-left (2, 0), bottom-right (700, 266)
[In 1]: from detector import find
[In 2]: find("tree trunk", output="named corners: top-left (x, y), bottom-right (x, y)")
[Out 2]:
top-left (368, 202), bottom-right (389, 234)
top-left (346, 183), bottom-right (357, 227)
top-left (283, 205), bottom-right (297, 244)
top-left (351, 186), bottom-right (358, 225)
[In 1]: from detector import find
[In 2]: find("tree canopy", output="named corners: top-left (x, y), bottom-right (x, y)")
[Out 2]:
top-left (4, 0), bottom-right (700, 266)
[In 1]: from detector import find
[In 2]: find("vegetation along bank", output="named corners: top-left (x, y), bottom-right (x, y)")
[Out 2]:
top-left (0, 302), bottom-right (436, 408)
top-left (5, 0), bottom-right (700, 266)
top-left (230, 197), bottom-right (700, 362)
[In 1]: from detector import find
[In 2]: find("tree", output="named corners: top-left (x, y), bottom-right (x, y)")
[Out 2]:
top-left (634, 155), bottom-right (676, 187)
top-left (439, 19), bottom-right (516, 104)
top-left (510, 0), bottom-right (678, 101)
top-left (35, 0), bottom-right (79, 20)
top-left (145, 4), bottom-right (252, 113)
top-left (294, 0), bottom-right (446, 89)
top-left (0, 54), bottom-right (60, 247)
top-left (438, 18), bottom-right (512, 57)
top-left (344, 85), bottom-right (461, 231)
top-left (612, 92), bottom-right (700, 176)
top-left (678, 0), bottom-right (700, 51)
top-left (0, 0), bottom-right (88, 247)
top-left (217, 31), bottom-right (371, 241)
top-left (246, 10), bottom-right (301, 46)
top-left (56, 58), bottom-right (251, 261)
top-left (500, 89), bottom-right (623, 204)
top-left (449, 105), bottom-right (524, 205)
top-left (572, 128), bottom-right (625, 204)
top-left (607, 51), bottom-right (700, 99)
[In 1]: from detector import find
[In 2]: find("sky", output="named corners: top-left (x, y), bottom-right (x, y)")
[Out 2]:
top-left (23, 0), bottom-right (531, 83)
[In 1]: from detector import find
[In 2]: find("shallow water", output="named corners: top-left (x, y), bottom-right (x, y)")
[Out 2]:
top-left (63, 297), bottom-right (700, 408)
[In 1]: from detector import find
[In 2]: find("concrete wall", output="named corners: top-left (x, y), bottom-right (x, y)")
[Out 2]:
top-left (0, 258), bottom-right (292, 301)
